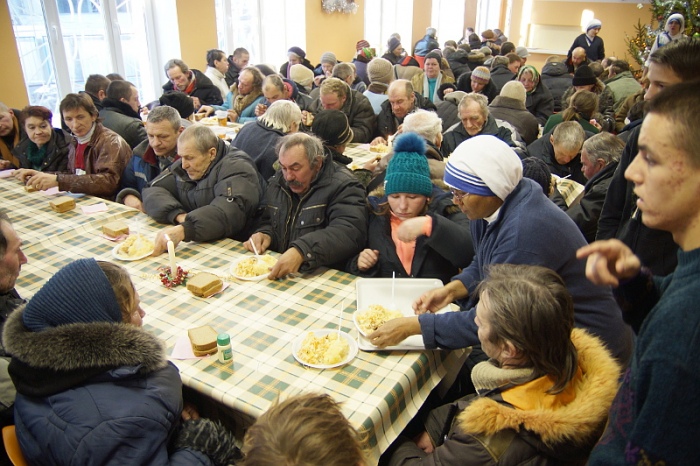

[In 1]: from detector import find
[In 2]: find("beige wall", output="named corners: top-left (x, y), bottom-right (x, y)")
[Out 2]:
top-left (176, 0), bottom-right (218, 70)
top-left (305, 0), bottom-right (366, 64)
top-left (0, 0), bottom-right (30, 108)
top-left (512, 1), bottom-right (651, 72)
top-left (411, 0), bottom-right (433, 53)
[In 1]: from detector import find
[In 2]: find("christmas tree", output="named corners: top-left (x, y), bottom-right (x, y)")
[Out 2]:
top-left (625, 1), bottom-right (699, 67)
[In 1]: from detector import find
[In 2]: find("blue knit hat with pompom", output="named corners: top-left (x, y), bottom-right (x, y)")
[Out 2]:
top-left (384, 132), bottom-right (432, 197)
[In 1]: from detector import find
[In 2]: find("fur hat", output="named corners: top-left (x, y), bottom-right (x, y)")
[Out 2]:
top-left (471, 66), bottom-right (491, 83)
top-left (367, 57), bottom-right (393, 84)
top-left (356, 40), bottom-right (370, 51)
top-left (515, 46), bottom-right (529, 59)
top-left (22, 258), bottom-right (123, 332)
top-left (385, 133), bottom-right (432, 197)
top-left (311, 109), bottom-right (354, 147)
top-left (481, 29), bottom-right (495, 40)
top-left (320, 52), bottom-right (337, 65)
top-left (290, 64), bottom-right (314, 88)
top-left (159, 91), bottom-right (194, 119)
top-left (479, 46), bottom-right (493, 56)
top-left (586, 19), bottom-right (602, 31)
top-left (444, 135), bottom-right (523, 200)
top-left (288, 46), bottom-right (306, 59)
top-left (572, 64), bottom-right (596, 86)
top-left (499, 81), bottom-right (526, 103)
top-left (388, 37), bottom-right (401, 53)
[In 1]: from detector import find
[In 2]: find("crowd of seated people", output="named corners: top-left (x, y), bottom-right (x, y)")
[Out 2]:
top-left (1, 22), bottom-right (699, 465)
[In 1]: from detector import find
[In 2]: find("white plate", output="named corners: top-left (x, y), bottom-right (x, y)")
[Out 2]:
top-left (229, 255), bottom-right (277, 281)
top-left (355, 278), bottom-right (449, 350)
top-left (353, 307), bottom-right (405, 338)
top-left (111, 241), bottom-right (154, 261)
top-left (292, 329), bottom-right (358, 369)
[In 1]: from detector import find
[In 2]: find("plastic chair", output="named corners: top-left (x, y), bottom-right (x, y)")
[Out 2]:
top-left (2, 426), bottom-right (28, 466)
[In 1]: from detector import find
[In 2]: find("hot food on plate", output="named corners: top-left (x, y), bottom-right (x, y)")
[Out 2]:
top-left (233, 255), bottom-right (277, 278)
top-left (297, 332), bottom-right (349, 365)
top-left (356, 304), bottom-right (403, 335)
top-left (117, 234), bottom-right (154, 258)
top-left (369, 143), bottom-right (390, 153)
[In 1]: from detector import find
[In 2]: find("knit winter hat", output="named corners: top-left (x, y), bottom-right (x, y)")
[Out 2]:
top-left (288, 47), bottom-right (306, 59)
top-left (586, 19), bottom-right (602, 31)
top-left (471, 66), bottom-right (491, 83)
top-left (499, 81), bottom-right (526, 104)
top-left (572, 64), bottom-right (597, 86)
top-left (320, 52), bottom-right (338, 65)
top-left (367, 58), bottom-right (394, 85)
top-left (521, 157), bottom-right (552, 195)
top-left (444, 135), bottom-right (523, 200)
top-left (385, 132), bottom-right (432, 197)
top-left (23, 258), bottom-right (123, 332)
top-left (290, 64), bottom-right (314, 88)
top-left (356, 40), bottom-right (370, 51)
top-left (388, 37), bottom-right (401, 53)
top-left (311, 109), bottom-right (354, 147)
top-left (515, 46), bottom-right (529, 59)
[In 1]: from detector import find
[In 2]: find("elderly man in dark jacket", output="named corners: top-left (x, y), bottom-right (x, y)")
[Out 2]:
top-left (307, 78), bottom-right (376, 143)
top-left (143, 124), bottom-right (263, 255)
top-left (373, 79), bottom-right (436, 143)
top-left (413, 27), bottom-right (440, 60)
top-left (441, 93), bottom-right (516, 158)
top-left (162, 58), bottom-right (223, 108)
top-left (526, 122), bottom-right (592, 185)
top-left (562, 132), bottom-right (622, 243)
top-left (245, 133), bottom-right (367, 280)
top-left (99, 80), bottom-right (147, 149)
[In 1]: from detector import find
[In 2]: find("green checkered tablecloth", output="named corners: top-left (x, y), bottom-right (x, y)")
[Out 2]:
top-left (346, 143), bottom-right (386, 169)
top-left (0, 177), bottom-right (140, 245)
top-left (8, 185), bottom-right (466, 464)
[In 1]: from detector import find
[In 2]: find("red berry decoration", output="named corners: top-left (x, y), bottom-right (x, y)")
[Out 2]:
top-left (158, 266), bottom-right (189, 289)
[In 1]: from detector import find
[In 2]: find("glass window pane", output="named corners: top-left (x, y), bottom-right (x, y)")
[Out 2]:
top-left (8, 0), bottom-right (61, 115)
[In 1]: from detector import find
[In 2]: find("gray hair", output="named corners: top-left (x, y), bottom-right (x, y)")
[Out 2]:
top-left (459, 92), bottom-right (489, 119)
top-left (0, 210), bottom-right (11, 256)
top-left (402, 110), bottom-right (442, 142)
top-left (551, 121), bottom-right (585, 152)
top-left (164, 58), bottom-right (189, 77)
top-left (263, 74), bottom-right (286, 93)
top-left (332, 63), bottom-right (355, 81)
top-left (582, 132), bottom-right (624, 165)
top-left (260, 100), bottom-right (302, 133)
top-left (179, 124), bottom-right (217, 154)
top-left (147, 105), bottom-right (182, 132)
top-left (276, 132), bottom-right (325, 168)
top-left (388, 79), bottom-right (414, 98)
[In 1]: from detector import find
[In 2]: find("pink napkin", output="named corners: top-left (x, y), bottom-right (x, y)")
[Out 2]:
top-left (81, 203), bottom-right (108, 214)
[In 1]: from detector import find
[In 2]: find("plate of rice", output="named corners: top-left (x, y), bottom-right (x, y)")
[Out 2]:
top-left (292, 329), bottom-right (358, 369)
top-left (353, 304), bottom-right (404, 337)
top-left (230, 254), bottom-right (278, 281)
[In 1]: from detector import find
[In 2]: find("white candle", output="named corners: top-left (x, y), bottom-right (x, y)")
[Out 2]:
top-left (165, 234), bottom-right (177, 274)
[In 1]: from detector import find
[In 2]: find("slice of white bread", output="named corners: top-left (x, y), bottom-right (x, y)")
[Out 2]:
top-left (187, 325), bottom-right (218, 356)
top-left (102, 221), bottom-right (129, 238)
top-left (50, 196), bottom-right (76, 213)
top-left (187, 272), bottom-right (223, 298)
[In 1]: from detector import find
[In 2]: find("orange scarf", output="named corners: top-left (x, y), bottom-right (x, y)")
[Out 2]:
top-left (0, 114), bottom-right (21, 168)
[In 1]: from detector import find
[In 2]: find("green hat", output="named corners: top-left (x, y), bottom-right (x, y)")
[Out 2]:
top-left (385, 132), bottom-right (432, 197)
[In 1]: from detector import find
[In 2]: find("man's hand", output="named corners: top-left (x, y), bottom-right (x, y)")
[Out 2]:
top-left (357, 249), bottom-right (379, 271)
top-left (123, 194), bottom-right (144, 212)
top-left (367, 316), bottom-right (421, 348)
top-left (413, 280), bottom-right (467, 314)
top-left (181, 402), bottom-right (200, 421)
top-left (198, 106), bottom-right (214, 117)
top-left (13, 168), bottom-right (38, 182)
top-left (370, 136), bottom-right (387, 146)
top-left (153, 225), bottom-right (185, 256)
top-left (397, 216), bottom-right (429, 243)
top-left (0, 160), bottom-right (13, 170)
top-left (267, 247), bottom-right (303, 280)
top-left (254, 103), bottom-right (268, 117)
top-left (26, 172), bottom-right (58, 191)
top-left (191, 97), bottom-right (201, 110)
top-left (576, 239), bottom-right (641, 287)
top-left (243, 232), bottom-right (272, 255)
top-left (414, 431), bottom-right (434, 453)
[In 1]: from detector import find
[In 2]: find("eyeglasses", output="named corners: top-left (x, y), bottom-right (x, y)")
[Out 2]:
top-left (450, 189), bottom-right (471, 202)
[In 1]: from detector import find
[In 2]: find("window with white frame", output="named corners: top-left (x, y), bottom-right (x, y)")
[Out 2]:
top-left (215, 0), bottom-right (305, 71)
top-left (8, 0), bottom-right (173, 121)
top-left (364, 0), bottom-right (413, 57)
top-left (475, 0), bottom-right (501, 37)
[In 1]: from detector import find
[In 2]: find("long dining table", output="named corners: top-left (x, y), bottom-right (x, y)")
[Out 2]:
top-left (2, 174), bottom-right (467, 464)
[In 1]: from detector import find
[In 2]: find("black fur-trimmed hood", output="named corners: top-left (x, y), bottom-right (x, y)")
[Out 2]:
top-left (3, 306), bottom-right (167, 373)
